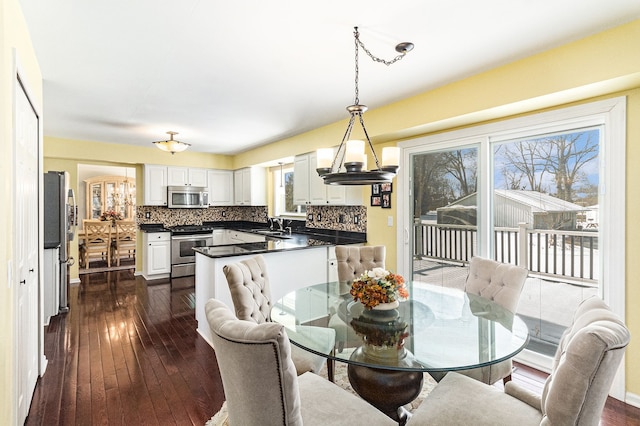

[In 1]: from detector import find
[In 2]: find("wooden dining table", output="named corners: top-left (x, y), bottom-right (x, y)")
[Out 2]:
top-left (271, 281), bottom-right (530, 424)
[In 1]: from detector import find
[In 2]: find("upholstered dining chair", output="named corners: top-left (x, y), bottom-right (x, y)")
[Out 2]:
top-left (111, 220), bottom-right (137, 266)
top-left (407, 296), bottom-right (630, 426)
top-left (81, 219), bottom-right (112, 269)
top-left (453, 256), bottom-right (529, 385)
top-left (205, 298), bottom-right (396, 426)
top-left (222, 255), bottom-right (336, 381)
top-left (329, 245), bottom-right (386, 352)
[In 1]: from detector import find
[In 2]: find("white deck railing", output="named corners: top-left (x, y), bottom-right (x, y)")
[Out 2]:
top-left (413, 221), bottom-right (598, 286)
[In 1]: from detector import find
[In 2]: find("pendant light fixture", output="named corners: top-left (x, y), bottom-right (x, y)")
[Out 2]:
top-left (152, 131), bottom-right (191, 154)
top-left (316, 27), bottom-right (413, 185)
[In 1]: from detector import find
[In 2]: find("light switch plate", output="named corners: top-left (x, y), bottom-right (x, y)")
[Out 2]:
top-left (387, 216), bottom-right (393, 227)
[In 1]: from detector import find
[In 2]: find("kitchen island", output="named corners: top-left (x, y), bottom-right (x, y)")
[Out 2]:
top-left (193, 228), bottom-right (365, 346)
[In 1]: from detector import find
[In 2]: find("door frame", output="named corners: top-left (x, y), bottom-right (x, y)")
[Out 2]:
top-left (397, 97), bottom-right (627, 400)
top-left (12, 50), bottom-right (45, 423)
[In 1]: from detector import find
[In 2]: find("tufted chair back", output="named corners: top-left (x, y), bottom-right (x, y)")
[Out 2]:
top-left (335, 245), bottom-right (386, 283)
top-left (205, 298), bottom-right (303, 425)
top-left (464, 256), bottom-right (528, 313)
top-left (223, 254), bottom-right (272, 324)
top-left (446, 256), bottom-right (528, 385)
top-left (539, 296), bottom-right (630, 424)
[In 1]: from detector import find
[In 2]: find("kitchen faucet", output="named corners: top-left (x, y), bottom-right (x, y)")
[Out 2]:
top-left (270, 217), bottom-right (283, 231)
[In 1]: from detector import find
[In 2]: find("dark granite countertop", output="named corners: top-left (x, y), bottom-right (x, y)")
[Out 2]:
top-left (194, 222), bottom-right (366, 259)
top-left (139, 223), bottom-right (171, 233)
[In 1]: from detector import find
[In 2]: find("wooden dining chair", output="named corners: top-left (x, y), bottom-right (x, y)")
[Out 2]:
top-left (111, 220), bottom-right (137, 266)
top-left (82, 219), bottom-right (112, 269)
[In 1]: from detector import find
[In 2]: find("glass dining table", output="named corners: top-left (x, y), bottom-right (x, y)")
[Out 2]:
top-left (271, 281), bottom-right (529, 424)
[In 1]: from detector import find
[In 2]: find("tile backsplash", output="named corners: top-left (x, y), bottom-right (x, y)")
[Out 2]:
top-left (137, 205), bottom-right (268, 228)
top-left (306, 205), bottom-right (366, 233)
top-left (137, 204), bottom-right (366, 233)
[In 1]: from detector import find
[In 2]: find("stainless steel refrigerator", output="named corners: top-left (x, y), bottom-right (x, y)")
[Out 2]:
top-left (44, 171), bottom-right (76, 313)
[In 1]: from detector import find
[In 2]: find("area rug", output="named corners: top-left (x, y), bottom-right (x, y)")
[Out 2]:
top-left (204, 362), bottom-right (436, 425)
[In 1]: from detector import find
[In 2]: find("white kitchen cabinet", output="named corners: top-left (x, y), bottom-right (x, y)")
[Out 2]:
top-left (167, 166), bottom-right (208, 187)
top-left (234, 167), bottom-right (266, 206)
top-left (293, 154), bottom-right (311, 205)
top-left (143, 164), bottom-right (168, 206)
top-left (142, 232), bottom-right (171, 279)
top-left (294, 152), bottom-right (362, 205)
top-left (207, 169), bottom-right (234, 206)
top-left (227, 230), bottom-right (265, 244)
top-left (43, 248), bottom-right (60, 326)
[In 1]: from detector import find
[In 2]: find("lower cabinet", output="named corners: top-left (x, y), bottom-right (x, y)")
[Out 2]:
top-left (143, 232), bottom-right (171, 279)
top-left (195, 246), bottom-right (331, 345)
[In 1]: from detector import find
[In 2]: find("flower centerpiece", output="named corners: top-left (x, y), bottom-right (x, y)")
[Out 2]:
top-left (99, 210), bottom-right (123, 224)
top-left (350, 268), bottom-right (408, 310)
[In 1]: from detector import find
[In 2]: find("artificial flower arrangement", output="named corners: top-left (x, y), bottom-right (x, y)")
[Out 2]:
top-left (99, 210), bottom-right (124, 222)
top-left (350, 267), bottom-right (409, 310)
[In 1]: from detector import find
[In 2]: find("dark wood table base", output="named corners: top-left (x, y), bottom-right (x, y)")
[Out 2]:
top-left (348, 364), bottom-right (424, 425)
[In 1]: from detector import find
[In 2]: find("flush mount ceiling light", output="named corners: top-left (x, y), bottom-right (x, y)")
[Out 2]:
top-left (152, 131), bottom-right (191, 154)
top-left (316, 26), bottom-right (413, 186)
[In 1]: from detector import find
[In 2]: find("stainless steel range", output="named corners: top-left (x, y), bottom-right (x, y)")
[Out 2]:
top-left (170, 225), bottom-right (214, 277)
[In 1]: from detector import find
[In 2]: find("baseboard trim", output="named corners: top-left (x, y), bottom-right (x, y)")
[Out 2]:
top-left (626, 391), bottom-right (640, 408)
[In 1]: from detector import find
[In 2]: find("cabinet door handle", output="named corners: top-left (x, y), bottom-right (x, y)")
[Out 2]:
top-left (20, 280), bottom-right (26, 285)
top-left (29, 268), bottom-right (34, 272)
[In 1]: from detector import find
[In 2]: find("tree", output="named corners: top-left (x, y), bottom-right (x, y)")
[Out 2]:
top-left (412, 149), bottom-right (477, 218)
top-left (540, 133), bottom-right (599, 202)
top-left (496, 131), bottom-right (598, 203)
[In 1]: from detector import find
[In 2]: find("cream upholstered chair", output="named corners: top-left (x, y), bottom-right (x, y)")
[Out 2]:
top-left (454, 256), bottom-right (528, 385)
top-left (329, 245), bottom-right (386, 352)
top-left (223, 255), bottom-right (336, 380)
top-left (111, 220), bottom-right (137, 266)
top-left (335, 245), bottom-right (386, 283)
top-left (408, 296), bottom-right (630, 426)
top-left (205, 299), bottom-right (395, 426)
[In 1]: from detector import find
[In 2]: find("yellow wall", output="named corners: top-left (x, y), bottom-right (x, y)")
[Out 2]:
top-left (236, 19), bottom-right (640, 397)
top-left (41, 19), bottom-right (640, 399)
top-left (1, 0), bottom-right (43, 423)
top-left (44, 138), bottom-right (235, 279)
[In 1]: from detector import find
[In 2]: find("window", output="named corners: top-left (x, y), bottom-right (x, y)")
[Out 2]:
top-left (399, 98), bottom-right (626, 391)
top-left (274, 166), bottom-right (306, 216)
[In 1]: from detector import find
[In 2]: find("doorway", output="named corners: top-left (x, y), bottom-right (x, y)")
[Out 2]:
top-left (77, 164), bottom-right (136, 272)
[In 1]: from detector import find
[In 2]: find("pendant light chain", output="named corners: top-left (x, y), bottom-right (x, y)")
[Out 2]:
top-left (316, 26), bottom-right (413, 185)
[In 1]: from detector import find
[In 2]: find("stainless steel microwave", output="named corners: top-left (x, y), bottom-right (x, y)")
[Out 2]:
top-left (167, 186), bottom-right (209, 208)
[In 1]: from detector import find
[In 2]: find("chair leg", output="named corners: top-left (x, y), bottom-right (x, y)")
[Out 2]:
top-left (327, 358), bottom-right (335, 383)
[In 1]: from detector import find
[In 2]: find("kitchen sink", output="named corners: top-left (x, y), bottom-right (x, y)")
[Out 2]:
top-left (252, 229), bottom-right (290, 237)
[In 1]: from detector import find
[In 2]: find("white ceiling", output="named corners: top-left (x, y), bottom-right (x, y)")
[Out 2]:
top-left (18, 0), bottom-right (640, 155)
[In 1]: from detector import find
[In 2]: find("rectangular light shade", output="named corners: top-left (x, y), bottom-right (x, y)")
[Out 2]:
top-left (382, 147), bottom-right (400, 167)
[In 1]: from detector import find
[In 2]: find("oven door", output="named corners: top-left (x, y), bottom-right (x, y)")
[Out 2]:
top-left (171, 234), bottom-right (213, 265)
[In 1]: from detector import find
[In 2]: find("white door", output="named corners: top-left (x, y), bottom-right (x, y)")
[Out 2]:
top-left (14, 77), bottom-right (40, 423)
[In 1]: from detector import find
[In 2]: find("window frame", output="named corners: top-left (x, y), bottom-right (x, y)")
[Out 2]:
top-left (397, 97), bottom-right (626, 398)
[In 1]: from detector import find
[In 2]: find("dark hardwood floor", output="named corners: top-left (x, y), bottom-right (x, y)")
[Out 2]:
top-left (26, 268), bottom-right (640, 425)
top-left (27, 269), bottom-right (225, 425)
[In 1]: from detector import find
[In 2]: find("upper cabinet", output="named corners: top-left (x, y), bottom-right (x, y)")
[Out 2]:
top-left (234, 167), bottom-right (266, 206)
top-left (85, 175), bottom-right (136, 219)
top-left (167, 166), bottom-right (208, 187)
top-left (143, 164), bottom-right (168, 206)
top-left (208, 169), bottom-right (234, 206)
top-left (293, 152), bottom-right (362, 205)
